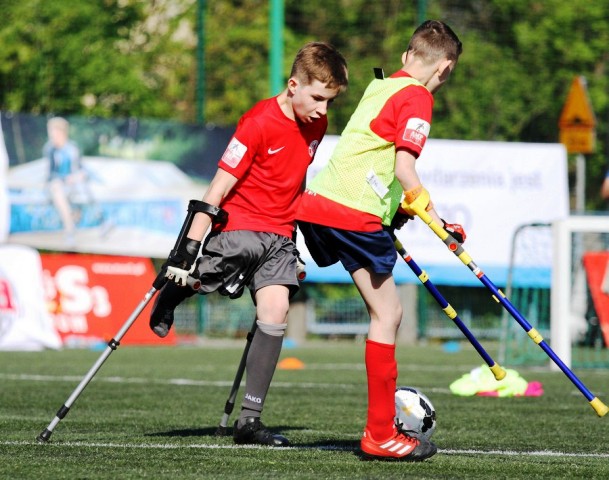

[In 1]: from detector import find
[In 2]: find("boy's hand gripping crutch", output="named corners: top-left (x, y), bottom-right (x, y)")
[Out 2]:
top-left (391, 230), bottom-right (506, 380)
top-left (403, 188), bottom-right (608, 417)
top-left (36, 200), bottom-right (226, 443)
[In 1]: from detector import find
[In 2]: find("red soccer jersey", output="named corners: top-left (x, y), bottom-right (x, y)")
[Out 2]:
top-left (298, 71), bottom-right (433, 231)
top-left (370, 70), bottom-right (433, 158)
top-left (217, 96), bottom-right (327, 237)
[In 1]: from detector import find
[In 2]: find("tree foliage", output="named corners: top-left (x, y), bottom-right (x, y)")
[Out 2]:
top-left (0, 0), bottom-right (194, 118)
top-left (2, 0), bottom-right (609, 207)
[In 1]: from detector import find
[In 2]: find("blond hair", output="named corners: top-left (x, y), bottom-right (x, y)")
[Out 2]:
top-left (289, 42), bottom-right (348, 92)
top-left (47, 116), bottom-right (70, 134)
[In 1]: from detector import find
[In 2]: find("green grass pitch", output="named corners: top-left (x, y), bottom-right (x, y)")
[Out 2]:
top-left (1, 341), bottom-right (608, 479)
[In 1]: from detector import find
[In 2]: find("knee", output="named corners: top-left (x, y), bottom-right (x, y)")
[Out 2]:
top-left (256, 296), bottom-right (289, 325)
top-left (48, 179), bottom-right (63, 196)
top-left (370, 301), bottom-right (403, 330)
top-left (386, 300), bottom-right (403, 325)
top-left (395, 301), bottom-right (403, 323)
top-left (392, 302), bottom-right (404, 330)
top-left (254, 285), bottom-right (290, 324)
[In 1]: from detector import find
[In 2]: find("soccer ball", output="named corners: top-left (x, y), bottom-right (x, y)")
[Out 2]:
top-left (394, 387), bottom-right (436, 439)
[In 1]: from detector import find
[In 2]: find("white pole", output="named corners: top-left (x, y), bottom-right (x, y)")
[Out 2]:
top-left (576, 153), bottom-right (586, 212)
top-left (0, 114), bottom-right (10, 241)
top-left (551, 216), bottom-right (609, 370)
top-left (551, 219), bottom-right (572, 370)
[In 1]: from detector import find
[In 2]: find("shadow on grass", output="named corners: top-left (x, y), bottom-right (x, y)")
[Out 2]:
top-left (298, 439), bottom-right (360, 452)
top-left (146, 426), bottom-right (361, 456)
top-left (148, 424), bottom-right (307, 439)
top-left (147, 426), bottom-right (225, 438)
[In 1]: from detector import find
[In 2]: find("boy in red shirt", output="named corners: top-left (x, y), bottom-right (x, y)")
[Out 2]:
top-left (297, 21), bottom-right (464, 461)
top-left (150, 42), bottom-right (348, 447)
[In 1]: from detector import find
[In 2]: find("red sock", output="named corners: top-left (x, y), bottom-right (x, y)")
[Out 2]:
top-left (364, 339), bottom-right (397, 440)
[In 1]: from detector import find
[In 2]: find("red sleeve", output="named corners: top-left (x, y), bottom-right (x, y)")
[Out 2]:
top-left (370, 85), bottom-right (433, 158)
top-left (218, 117), bottom-right (262, 179)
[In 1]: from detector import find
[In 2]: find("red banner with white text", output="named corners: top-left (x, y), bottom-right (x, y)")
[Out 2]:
top-left (582, 252), bottom-right (609, 347)
top-left (41, 254), bottom-right (175, 346)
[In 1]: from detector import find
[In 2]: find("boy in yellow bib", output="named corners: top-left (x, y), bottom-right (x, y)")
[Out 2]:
top-left (297, 20), bottom-right (465, 461)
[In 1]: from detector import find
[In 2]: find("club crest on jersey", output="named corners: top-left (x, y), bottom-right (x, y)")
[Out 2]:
top-left (402, 118), bottom-right (430, 148)
top-left (221, 137), bottom-right (248, 168)
top-left (308, 139), bottom-right (320, 157)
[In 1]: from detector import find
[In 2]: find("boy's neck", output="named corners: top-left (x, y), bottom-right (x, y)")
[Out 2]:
top-left (276, 89), bottom-right (295, 121)
top-left (401, 61), bottom-right (435, 89)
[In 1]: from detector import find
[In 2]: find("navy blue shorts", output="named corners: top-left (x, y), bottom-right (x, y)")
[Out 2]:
top-left (298, 221), bottom-right (397, 274)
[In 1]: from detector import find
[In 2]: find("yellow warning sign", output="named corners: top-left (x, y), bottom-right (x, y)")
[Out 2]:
top-left (559, 76), bottom-right (596, 128)
top-left (559, 127), bottom-right (596, 155)
top-left (559, 76), bottom-right (596, 154)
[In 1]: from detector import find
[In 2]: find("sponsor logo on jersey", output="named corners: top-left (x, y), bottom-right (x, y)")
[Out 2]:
top-left (402, 118), bottom-right (430, 148)
top-left (267, 146), bottom-right (285, 155)
top-left (221, 137), bottom-right (248, 168)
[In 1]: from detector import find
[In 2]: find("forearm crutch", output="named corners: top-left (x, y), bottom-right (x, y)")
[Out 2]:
top-left (392, 233), bottom-right (506, 380)
top-left (405, 192), bottom-right (608, 417)
top-left (37, 200), bottom-right (222, 443)
top-left (215, 318), bottom-right (258, 436)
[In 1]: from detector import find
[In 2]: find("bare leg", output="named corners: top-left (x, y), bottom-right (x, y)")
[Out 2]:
top-left (351, 268), bottom-right (402, 440)
top-left (351, 268), bottom-right (402, 344)
top-left (48, 179), bottom-right (76, 236)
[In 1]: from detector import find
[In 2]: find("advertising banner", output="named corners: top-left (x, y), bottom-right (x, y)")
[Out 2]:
top-left (41, 253), bottom-right (175, 346)
top-left (582, 252), bottom-right (609, 346)
top-left (301, 137), bottom-right (569, 287)
top-left (0, 245), bottom-right (62, 351)
top-left (0, 115), bottom-right (8, 241)
top-left (2, 112), bottom-right (226, 258)
top-left (7, 157), bottom-right (200, 257)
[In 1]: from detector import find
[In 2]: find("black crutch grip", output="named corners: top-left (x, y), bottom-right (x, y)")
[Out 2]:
top-left (154, 200), bottom-right (227, 290)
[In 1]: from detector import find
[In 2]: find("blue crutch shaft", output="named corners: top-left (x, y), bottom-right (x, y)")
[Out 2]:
top-left (393, 234), bottom-right (506, 380)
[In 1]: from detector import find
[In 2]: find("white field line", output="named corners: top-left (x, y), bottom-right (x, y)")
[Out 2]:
top-left (2, 372), bottom-right (604, 397)
top-left (1, 440), bottom-right (608, 459)
top-left (0, 372), bottom-right (363, 390)
top-left (0, 372), bottom-right (452, 394)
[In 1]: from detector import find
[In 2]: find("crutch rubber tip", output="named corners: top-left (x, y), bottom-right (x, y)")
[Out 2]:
top-left (186, 276), bottom-right (201, 290)
top-left (490, 363), bottom-right (507, 381)
top-left (36, 429), bottom-right (52, 443)
top-left (215, 425), bottom-right (229, 436)
top-left (590, 397), bottom-right (609, 417)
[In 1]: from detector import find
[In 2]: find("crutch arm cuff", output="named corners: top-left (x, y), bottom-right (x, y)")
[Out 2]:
top-left (188, 199), bottom-right (228, 224)
top-left (401, 185), bottom-right (433, 216)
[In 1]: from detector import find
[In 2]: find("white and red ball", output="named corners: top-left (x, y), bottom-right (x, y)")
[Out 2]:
top-left (394, 387), bottom-right (436, 439)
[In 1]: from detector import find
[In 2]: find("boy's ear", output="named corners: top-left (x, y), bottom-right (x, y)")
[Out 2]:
top-left (437, 59), bottom-right (453, 78)
top-left (287, 77), bottom-right (299, 94)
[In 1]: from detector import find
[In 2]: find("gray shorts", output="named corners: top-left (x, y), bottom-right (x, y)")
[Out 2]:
top-left (194, 230), bottom-right (299, 299)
